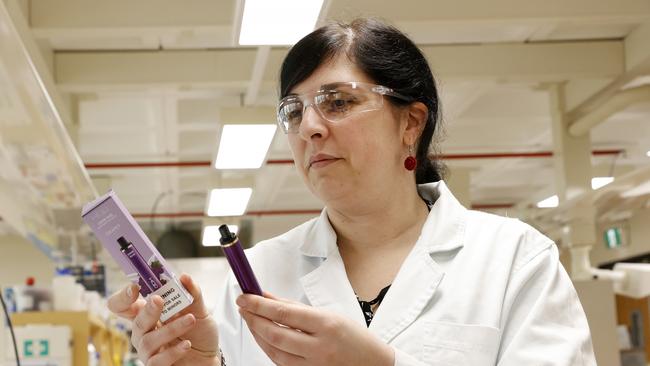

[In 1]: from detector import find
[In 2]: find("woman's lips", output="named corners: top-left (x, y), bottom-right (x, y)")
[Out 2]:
top-left (308, 154), bottom-right (341, 169)
top-left (310, 158), bottom-right (340, 169)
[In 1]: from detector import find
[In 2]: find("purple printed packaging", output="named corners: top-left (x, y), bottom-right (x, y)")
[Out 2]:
top-left (81, 190), bottom-right (193, 322)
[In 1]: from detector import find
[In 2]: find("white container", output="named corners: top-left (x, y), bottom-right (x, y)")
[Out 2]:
top-left (74, 284), bottom-right (87, 311)
top-left (52, 275), bottom-right (83, 311)
top-left (84, 291), bottom-right (102, 317)
top-left (13, 286), bottom-right (34, 312)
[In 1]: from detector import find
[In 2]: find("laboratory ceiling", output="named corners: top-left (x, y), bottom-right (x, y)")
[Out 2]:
top-left (1, 0), bottom-right (650, 249)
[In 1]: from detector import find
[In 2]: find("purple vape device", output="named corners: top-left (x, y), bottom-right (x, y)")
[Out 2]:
top-left (118, 236), bottom-right (163, 293)
top-left (219, 225), bottom-right (262, 296)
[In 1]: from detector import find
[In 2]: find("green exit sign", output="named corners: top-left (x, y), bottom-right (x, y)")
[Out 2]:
top-left (604, 227), bottom-right (623, 248)
top-left (23, 339), bottom-right (49, 357)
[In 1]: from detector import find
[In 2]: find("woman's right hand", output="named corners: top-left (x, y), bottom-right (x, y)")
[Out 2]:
top-left (107, 274), bottom-right (221, 366)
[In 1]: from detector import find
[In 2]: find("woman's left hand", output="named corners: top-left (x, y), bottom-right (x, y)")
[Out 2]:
top-left (237, 292), bottom-right (394, 366)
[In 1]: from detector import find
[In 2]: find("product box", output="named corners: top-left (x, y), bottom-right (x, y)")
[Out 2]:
top-left (81, 190), bottom-right (193, 322)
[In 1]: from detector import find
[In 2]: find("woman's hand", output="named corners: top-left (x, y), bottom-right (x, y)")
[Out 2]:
top-left (107, 274), bottom-right (220, 366)
top-left (237, 292), bottom-right (394, 366)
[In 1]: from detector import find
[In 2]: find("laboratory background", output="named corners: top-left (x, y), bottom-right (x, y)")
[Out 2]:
top-left (1, 0), bottom-right (650, 365)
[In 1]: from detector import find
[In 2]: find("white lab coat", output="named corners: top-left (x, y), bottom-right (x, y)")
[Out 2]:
top-left (214, 181), bottom-right (596, 365)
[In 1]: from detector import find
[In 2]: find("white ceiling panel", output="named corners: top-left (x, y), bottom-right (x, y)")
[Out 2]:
top-left (46, 35), bottom-right (160, 51)
top-left (530, 21), bottom-right (639, 41)
top-left (459, 87), bottom-right (550, 119)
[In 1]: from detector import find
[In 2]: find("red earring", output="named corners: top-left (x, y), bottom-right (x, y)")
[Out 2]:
top-left (404, 145), bottom-right (417, 171)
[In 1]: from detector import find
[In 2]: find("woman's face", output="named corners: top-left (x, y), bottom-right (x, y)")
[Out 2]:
top-left (286, 55), bottom-right (410, 208)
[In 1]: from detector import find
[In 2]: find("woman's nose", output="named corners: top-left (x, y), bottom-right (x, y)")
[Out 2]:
top-left (298, 104), bottom-right (329, 140)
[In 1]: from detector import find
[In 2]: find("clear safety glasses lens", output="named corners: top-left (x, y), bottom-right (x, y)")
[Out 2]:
top-left (277, 84), bottom-right (385, 134)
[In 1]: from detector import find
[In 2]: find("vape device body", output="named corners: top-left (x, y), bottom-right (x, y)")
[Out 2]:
top-left (219, 225), bottom-right (263, 296)
top-left (118, 236), bottom-right (163, 292)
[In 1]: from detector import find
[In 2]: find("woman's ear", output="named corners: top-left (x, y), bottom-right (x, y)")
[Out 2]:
top-left (403, 102), bottom-right (428, 145)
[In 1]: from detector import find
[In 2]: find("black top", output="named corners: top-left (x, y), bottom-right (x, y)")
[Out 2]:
top-left (357, 284), bottom-right (392, 326)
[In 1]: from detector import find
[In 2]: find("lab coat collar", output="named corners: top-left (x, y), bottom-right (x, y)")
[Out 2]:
top-left (298, 180), bottom-right (467, 258)
top-left (298, 209), bottom-right (337, 258)
top-left (416, 180), bottom-right (467, 254)
top-left (298, 181), bottom-right (468, 336)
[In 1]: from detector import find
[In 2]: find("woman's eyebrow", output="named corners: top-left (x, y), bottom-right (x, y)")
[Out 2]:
top-left (320, 82), bottom-right (341, 89)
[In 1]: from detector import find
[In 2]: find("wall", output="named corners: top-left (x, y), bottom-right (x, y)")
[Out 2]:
top-left (0, 234), bottom-right (55, 288)
top-left (591, 207), bottom-right (650, 267)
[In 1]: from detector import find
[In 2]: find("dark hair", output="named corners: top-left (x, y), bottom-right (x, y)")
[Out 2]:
top-left (279, 18), bottom-right (445, 184)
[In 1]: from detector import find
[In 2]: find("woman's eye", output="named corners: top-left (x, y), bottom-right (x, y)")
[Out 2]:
top-left (283, 103), bottom-right (302, 121)
top-left (332, 99), bottom-right (347, 108)
top-left (322, 92), bottom-right (355, 111)
top-left (287, 109), bottom-right (301, 120)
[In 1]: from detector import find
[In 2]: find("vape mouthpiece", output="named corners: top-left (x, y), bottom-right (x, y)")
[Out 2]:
top-left (219, 225), bottom-right (236, 244)
top-left (117, 236), bottom-right (130, 250)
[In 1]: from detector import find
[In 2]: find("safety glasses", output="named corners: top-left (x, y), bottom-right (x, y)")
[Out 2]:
top-left (277, 81), bottom-right (413, 134)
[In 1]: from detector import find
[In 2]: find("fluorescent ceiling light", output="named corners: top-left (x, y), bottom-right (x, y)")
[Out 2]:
top-left (646, 150), bottom-right (650, 157)
top-left (592, 177), bottom-right (614, 190)
top-left (537, 195), bottom-right (558, 208)
top-left (207, 188), bottom-right (252, 216)
top-left (215, 124), bottom-right (276, 169)
top-left (202, 225), bottom-right (238, 247)
top-left (238, 0), bottom-right (324, 45)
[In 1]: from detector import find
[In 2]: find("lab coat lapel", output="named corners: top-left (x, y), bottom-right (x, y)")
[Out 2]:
top-left (368, 244), bottom-right (445, 343)
top-left (368, 181), bottom-right (467, 343)
top-left (298, 210), bottom-right (368, 327)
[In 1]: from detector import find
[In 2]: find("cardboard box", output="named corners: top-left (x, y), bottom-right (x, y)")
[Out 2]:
top-left (616, 294), bottom-right (650, 363)
top-left (82, 190), bottom-right (193, 322)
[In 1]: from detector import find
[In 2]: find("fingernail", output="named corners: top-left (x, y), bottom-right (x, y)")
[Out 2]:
top-left (152, 295), bottom-right (163, 307)
top-left (236, 296), bottom-right (247, 308)
top-left (183, 315), bottom-right (194, 326)
top-left (126, 285), bottom-right (133, 298)
top-left (181, 340), bottom-right (191, 350)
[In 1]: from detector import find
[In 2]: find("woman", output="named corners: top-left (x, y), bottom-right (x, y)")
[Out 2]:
top-left (108, 19), bottom-right (596, 365)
